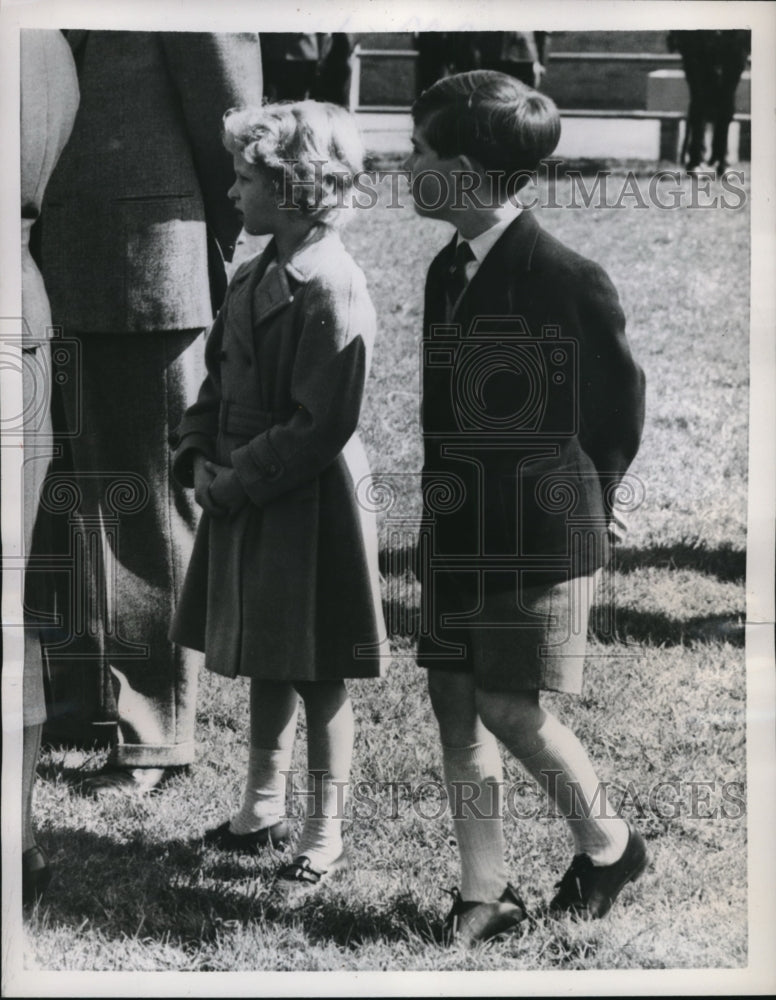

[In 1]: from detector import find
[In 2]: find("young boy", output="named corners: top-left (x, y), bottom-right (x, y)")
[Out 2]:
top-left (406, 71), bottom-right (647, 945)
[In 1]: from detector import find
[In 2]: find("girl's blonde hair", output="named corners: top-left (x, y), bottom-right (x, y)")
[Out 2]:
top-left (223, 101), bottom-right (365, 226)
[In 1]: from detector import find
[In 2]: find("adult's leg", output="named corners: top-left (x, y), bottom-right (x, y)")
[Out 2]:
top-left (22, 722), bottom-right (42, 853)
top-left (682, 51), bottom-right (712, 168)
top-left (22, 721), bottom-right (51, 904)
top-left (54, 330), bottom-right (205, 776)
top-left (428, 669), bottom-right (508, 902)
top-left (711, 54), bottom-right (747, 168)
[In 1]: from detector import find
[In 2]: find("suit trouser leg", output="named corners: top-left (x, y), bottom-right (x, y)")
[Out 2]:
top-left (682, 53), bottom-right (713, 167)
top-left (51, 329), bottom-right (206, 767)
top-left (711, 56), bottom-right (746, 167)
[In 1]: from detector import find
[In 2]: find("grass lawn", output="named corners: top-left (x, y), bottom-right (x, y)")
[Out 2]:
top-left (23, 167), bottom-right (749, 975)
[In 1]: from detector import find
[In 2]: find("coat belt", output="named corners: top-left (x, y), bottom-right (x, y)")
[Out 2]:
top-left (219, 401), bottom-right (294, 437)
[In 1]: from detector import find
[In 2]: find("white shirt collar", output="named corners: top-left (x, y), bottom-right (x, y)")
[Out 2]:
top-left (458, 205), bottom-right (523, 265)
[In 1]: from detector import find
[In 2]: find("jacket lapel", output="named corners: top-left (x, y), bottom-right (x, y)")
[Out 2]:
top-left (426, 233), bottom-right (458, 328)
top-left (455, 211), bottom-right (542, 333)
top-left (252, 262), bottom-right (295, 327)
top-left (248, 227), bottom-right (336, 330)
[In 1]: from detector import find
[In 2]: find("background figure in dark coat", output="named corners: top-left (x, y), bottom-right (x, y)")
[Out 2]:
top-left (464, 32), bottom-right (550, 88)
top-left (314, 34), bottom-right (355, 107)
top-left (414, 32), bottom-right (473, 95)
top-left (668, 29), bottom-right (750, 170)
top-left (415, 32), bottom-right (549, 94)
top-left (261, 33), bottom-right (353, 106)
top-left (38, 30), bottom-right (263, 795)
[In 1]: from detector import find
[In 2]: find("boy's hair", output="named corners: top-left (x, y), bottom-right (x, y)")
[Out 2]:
top-left (223, 101), bottom-right (365, 225)
top-left (412, 70), bottom-right (561, 196)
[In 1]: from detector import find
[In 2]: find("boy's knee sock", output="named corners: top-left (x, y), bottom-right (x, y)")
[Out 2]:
top-left (508, 713), bottom-right (629, 866)
top-left (442, 737), bottom-right (508, 901)
top-left (230, 746), bottom-right (293, 835)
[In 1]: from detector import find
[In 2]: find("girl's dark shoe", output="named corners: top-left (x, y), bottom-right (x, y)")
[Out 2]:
top-left (274, 852), bottom-right (349, 890)
top-left (442, 883), bottom-right (528, 946)
top-left (550, 822), bottom-right (648, 919)
top-left (203, 819), bottom-right (289, 854)
top-left (22, 845), bottom-right (51, 907)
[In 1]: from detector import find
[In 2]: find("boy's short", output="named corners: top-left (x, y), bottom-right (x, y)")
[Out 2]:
top-left (416, 571), bottom-right (600, 694)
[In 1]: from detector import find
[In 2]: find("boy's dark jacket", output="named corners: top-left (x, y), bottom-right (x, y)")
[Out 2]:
top-left (422, 210), bottom-right (646, 587)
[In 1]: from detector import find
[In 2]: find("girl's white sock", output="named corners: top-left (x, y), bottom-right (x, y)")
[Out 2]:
top-left (295, 691), bottom-right (354, 871)
top-left (229, 746), bottom-right (292, 835)
top-left (294, 770), bottom-right (347, 870)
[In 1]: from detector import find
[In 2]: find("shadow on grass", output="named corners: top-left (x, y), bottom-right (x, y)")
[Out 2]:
top-left (613, 543), bottom-right (745, 583)
top-left (380, 541), bottom-right (745, 584)
top-left (28, 827), bottom-right (438, 952)
top-left (260, 890), bottom-right (440, 949)
top-left (590, 609), bottom-right (744, 647)
top-left (381, 602), bottom-right (744, 648)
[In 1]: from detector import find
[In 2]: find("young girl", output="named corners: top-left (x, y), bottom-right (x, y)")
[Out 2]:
top-left (170, 101), bottom-right (386, 888)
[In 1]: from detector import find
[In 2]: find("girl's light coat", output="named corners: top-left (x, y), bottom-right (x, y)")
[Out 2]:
top-left (171, 230), bottom-right (387, 680)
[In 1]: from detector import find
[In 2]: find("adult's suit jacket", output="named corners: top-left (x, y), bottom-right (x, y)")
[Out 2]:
top-left (422, 210), bottom-right (646, 588)
top-left (40, 30), bottom-right (263, 333)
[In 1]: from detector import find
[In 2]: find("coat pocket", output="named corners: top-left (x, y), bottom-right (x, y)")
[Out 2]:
top-left (115, 195), bottom-right (213, 331)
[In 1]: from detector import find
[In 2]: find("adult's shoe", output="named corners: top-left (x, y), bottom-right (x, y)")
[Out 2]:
top-left (79, 765), bottom-right (185, 798)
top-left (22, 845), bottom-right (51, 906)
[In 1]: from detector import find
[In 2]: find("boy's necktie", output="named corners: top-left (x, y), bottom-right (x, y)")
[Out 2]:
top-left (446, 240), bottom-right (475, 313)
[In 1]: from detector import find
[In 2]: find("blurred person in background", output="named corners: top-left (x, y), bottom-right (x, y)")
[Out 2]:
top-left (261, 33), bottom-right (353, 105)
top-left (668, 29), bottom-right (750, 171)
top-left (415, 31), bottom-right (550, 95)
top-left (465, 31), bottom-right (550, 88)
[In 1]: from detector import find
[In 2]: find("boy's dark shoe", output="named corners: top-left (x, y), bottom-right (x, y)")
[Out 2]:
top-left (442, 883), bottom-right (528, 946)
top-left (203, 819), bottom-right (289, 854)
top-left (550, 823), bottom-right (648, 919)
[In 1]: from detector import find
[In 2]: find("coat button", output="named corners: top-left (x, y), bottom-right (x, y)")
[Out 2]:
top-left (218, 350), bottom-right (227, 361)
top-left (266, 463), bottom-right (278, 475)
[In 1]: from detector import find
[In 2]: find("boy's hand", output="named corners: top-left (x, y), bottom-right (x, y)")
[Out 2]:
top-left (193, 454), bottom-right (224, 516)
top-left (205, 461), bottom-right (248, 516)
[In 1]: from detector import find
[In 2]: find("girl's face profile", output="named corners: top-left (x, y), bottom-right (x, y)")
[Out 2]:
top-left (227, 152), bottom-right (280, 236)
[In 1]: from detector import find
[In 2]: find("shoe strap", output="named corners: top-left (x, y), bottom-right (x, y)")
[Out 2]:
top-left (283, 856), bottom-right (327, 884)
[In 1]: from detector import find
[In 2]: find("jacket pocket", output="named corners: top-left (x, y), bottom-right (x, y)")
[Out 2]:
top-left (115, 195), bottom-right (212, 331)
